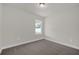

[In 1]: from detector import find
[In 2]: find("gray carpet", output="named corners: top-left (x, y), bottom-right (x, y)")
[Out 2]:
top-left (1, 39), bottom-right (79, 55)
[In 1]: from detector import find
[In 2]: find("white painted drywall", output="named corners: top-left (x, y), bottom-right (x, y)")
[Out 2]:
top-left (45, 4), bottom-right (79, 49)
top-left (2, 4), bottom-right (44, 49)
top-left (0, 4), bottom-right (2, 49)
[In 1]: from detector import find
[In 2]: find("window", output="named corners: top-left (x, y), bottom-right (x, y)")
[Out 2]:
top-left (35, 19), bottom-right (42, 34)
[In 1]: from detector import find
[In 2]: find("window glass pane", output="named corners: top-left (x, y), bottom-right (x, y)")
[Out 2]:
top-left (35, 20), bottom-right (42, 34)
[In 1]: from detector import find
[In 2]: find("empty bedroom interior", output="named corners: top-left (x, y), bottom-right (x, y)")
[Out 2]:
top-left (0, 3), bottom-right (79, 55)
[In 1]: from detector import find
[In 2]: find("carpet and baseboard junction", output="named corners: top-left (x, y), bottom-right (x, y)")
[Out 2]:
top-left (1, 39), bottom-right (79, 55)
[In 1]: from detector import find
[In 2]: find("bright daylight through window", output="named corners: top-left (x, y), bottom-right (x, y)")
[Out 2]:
top-left (35, 20), bottom-right (42, 34)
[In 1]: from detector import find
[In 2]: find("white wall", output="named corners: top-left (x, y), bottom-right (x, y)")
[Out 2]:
top-left (0, 4), bottom-right (2, 49)
top-left (2, 4), bottom-right (44, 49)
top-left (45, 4), bottom-right (79, 49)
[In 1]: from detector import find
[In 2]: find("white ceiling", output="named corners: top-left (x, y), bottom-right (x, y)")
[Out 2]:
top-left (4, 3), bottom-right (79, 18)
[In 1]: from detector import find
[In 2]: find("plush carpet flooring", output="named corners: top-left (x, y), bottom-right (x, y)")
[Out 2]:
top-left (1, 39), bottom-right (79, 55)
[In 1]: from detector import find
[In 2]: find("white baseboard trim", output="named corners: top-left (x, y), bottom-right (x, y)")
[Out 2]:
top-left (1, 39), bottom-right (42, 50)
top-left (45, 36), bottom-right (79, 50)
